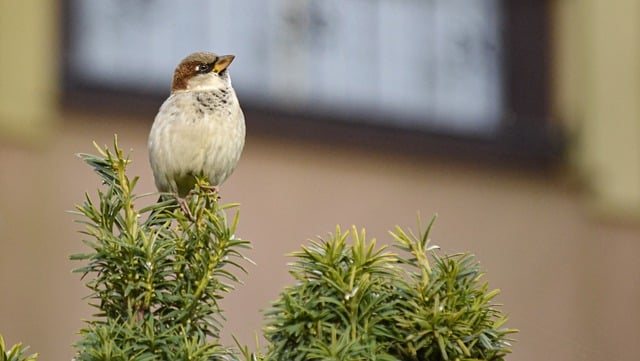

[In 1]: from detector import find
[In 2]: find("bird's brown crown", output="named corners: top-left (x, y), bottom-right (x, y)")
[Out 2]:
top-left (171, 52), bottom-right (235, 93)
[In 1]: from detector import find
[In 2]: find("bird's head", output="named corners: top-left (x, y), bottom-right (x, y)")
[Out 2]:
top-left (171, 52), bottom-right (235, 93)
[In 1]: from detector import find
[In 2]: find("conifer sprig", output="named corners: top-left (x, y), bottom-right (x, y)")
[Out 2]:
top-left (263, 220), bottom-right (517, 361)
top-left (71, 136), bottom-right (251, 361)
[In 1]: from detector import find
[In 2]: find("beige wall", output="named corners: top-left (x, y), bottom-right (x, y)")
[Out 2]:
top-left (0, 1), bottom-right (58, 142)
top-left (554, 0), bottom-right (640, 219)
top-left (1, 3), bottom-right (640, 361)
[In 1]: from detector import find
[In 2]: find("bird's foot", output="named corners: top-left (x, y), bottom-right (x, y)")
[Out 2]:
top-left (200, 184), bottom-right (218, 192)
top-left (177, 197), bottom-right (195, 221)
top-left (200, 184), bottom-right (221, 199)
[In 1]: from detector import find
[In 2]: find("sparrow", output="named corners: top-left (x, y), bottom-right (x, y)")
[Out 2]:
top-left (148, 51), bottom-right (245, 203)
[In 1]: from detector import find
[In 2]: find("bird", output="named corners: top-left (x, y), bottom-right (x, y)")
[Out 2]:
top-left (148, 51), bottom-right (245, 208)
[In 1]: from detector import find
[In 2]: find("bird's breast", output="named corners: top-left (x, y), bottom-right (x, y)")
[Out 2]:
top-left (148, 89), bottom-right (245, 192)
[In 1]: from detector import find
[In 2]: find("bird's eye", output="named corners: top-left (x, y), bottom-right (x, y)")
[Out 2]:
top-left (196, 63), bottom-right (211, 74)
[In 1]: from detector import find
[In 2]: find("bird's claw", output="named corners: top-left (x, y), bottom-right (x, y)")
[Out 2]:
top-left (177, 197), bottom-right (195, 221)
top-left (199, 184), bottom-right (221, 200)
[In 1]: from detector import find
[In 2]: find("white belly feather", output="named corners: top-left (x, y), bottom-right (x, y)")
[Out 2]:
top-left (148, 90), bottom-right (245, 196)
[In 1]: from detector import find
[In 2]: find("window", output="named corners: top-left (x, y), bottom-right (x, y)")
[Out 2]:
top-left (64, 0), bottom-right (560, 163)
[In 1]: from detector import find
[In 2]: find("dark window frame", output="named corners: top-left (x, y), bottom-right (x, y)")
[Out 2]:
top-left (60, 0), bottom-right (562, 167)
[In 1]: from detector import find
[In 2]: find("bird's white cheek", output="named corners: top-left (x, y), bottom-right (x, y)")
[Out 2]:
top-left (187, 73), bottom-right (229, 92)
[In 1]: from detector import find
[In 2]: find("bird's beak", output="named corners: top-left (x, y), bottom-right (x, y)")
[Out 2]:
top-left (213, 55), bottom-right (235, 73)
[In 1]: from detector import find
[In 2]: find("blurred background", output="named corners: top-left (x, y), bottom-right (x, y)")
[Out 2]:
top-left (1, 1), bottom-right (639, 360)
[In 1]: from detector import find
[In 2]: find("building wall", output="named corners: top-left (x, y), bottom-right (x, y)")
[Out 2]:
top-left (1, 2), bottom-right (640, 361)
